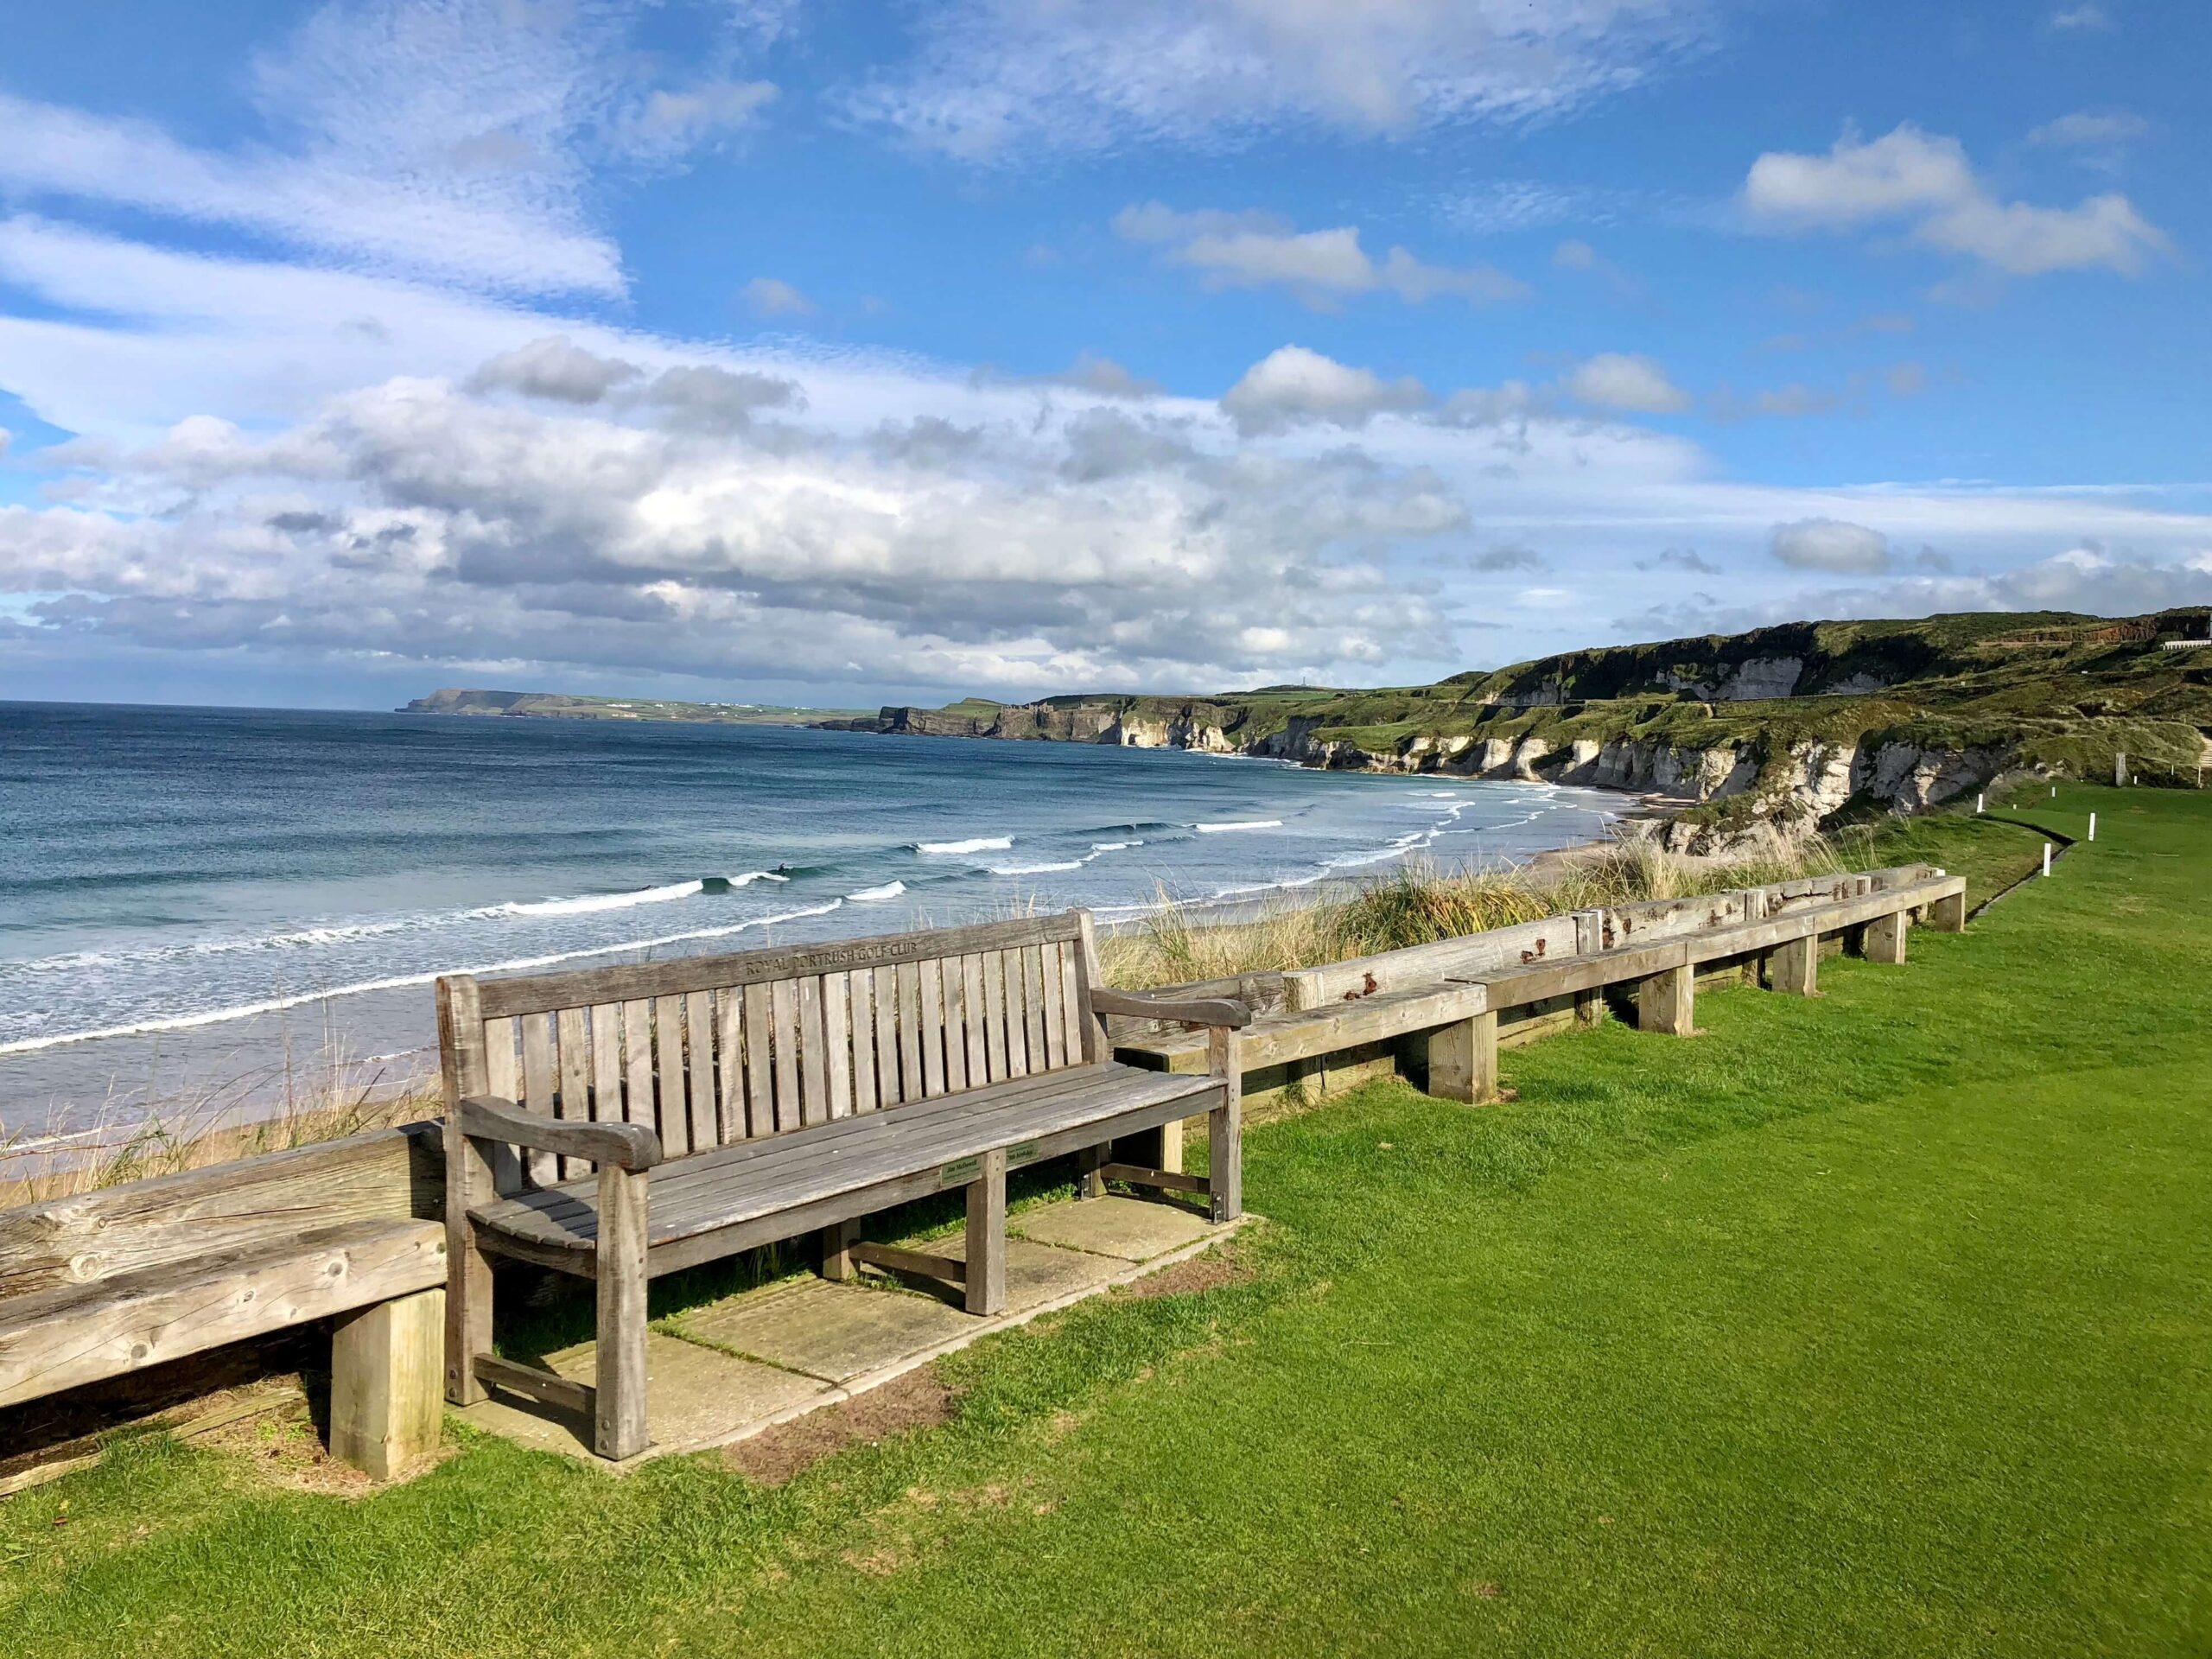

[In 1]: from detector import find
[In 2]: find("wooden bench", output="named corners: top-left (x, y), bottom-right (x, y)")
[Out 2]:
top-left (0, 1127), bottom-right (448, 1479)
top-left (437, 910), bottom-right (1249, 1460)
top-left (1116, 865), bottom-right (1967, 1105)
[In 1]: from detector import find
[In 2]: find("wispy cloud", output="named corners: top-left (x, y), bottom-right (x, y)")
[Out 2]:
top-left (1116, 203), bottom-right (1526, 308)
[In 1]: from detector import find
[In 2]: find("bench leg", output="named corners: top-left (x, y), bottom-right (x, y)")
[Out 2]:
top-left (1207, 1026), bottom-right (1243, 1224)
top-left (821, 1219), bottom-right (861, 1281)
top-left (1864, 910), bottom-right (1908, 964)
top-left (1770, 933), bottom-right (1820, 996)
top-left (331, 1287), bottom-right (445, 1480)
top-left (1637, 964), bottom-right (1695, 1036)
top-left (594, 1163), bottom-right (651, 1461)
top-left (1074, 1143), bottom-right (1106, 1199)
top-left (965, 1147), bottom-right (1007, 1316)
top-left (1427, 1011), bottom-right (1498, 1104)
top-left (444, 1124), bottom-right (496, 1408)
top-left (1929, 890), bottom-right (1967, 933)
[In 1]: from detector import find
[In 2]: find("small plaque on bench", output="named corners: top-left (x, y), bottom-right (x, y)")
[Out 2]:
top-left (938, 1156), bottom-right (982, 1187)
top-left (1006, 1140), bottom-right (1040, 1166)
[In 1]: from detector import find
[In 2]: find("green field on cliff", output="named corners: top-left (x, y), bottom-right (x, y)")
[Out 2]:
top-left (8, 784), bottom-right (2209, 1656)
top-left (884, 610), bottom-right (2212, 816)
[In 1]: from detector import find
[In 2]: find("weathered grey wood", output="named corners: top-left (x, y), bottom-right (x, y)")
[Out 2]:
top-left (820, 1218), bottom-right (861, 1281)
top-left (1021, 945), bottom-right (1050, 1073)
top-left (898, 961), bottom-right (926, 1096)
top-left (823, 972), bottom-right (854, 1120)
top-left (440, 976), bottom-right (496, 1407)
top-left (918, 958), bottom-right (947, 1097)
top-left (942, 957), bottom-right (970, 1094)
top-left (741, 982), bottom-right (773, 1135)
top-left (771, 977), bottom-right (802, 1130)
top-left (589, 1002), bottom-right (622, 1128)
top-left (1864, 909), bottom-right (1908, 964)
top-left (1040, 949), bottom-right (1067, 1070)
top-left (0, 1122), bottom-right (439, 1299)
top-left (962, 953), bottom-right (990, 1081)
top-left (474, 911), bottom-right (1082, 1019)
top-left (965, 1147), bottom-right (1007, 1316)
top-left (983, 949), bottom-right (1013, 1080)
top-left (1770, 932), bottom-right (1819, 995)
top-left (594, 1160), bottom-right (651, 1459)
top-left (621, 999), bottom-right (655, 1132)
top-left (1456, 940), bottom-right (1687, 1009)
top-left (556, 1006), bottom-right (590, 1182)
top-left (1075, 1141), bottom-right (1107, 1200)
top-left (1056, 939), bottom-right (1084, 1065)
top-left (851, 1240), bottom-right (967, 1285)
top-left (653, 995), bottom-right (691, 1160)
top-left (1116, 982), bottom-right (1486, 1075)
top-left (1286, 914), bottom-right (1578, 1007)
top-left (1074, 911), bottom-right (1106, 1063)
top-left (330, 1285), bottom-right (444, 1480)
top-left (797, 976), bottom-right (828, 1126)
top-left (0, 1220), bottom-right (446, 1410)
top-left (1637, 963), bottom-right (1696, 1036)
top-left (849, 970), bottom-right (880, 1114)
top-left (518, 1012), bottom-right (557, 1187)
top-left (715, 989), bottom-right (744, 1141)
top-left (1427, 1010), bottom-right (1499, 1104)
top-left (460, 1096), bottom-right (661, 1170)
top-left (684, 988), bottom-right (718, 1147)
top-left (1207, 1026), bottom-right (1243, 1223)
top-left (1929, 887), bottom-right (1968, 932)
top-left (873, 964), bottom-right (902, 1103)
top-left (474, 1352), bottom-right (593, 1415)
top-left (1096, 1161), bottom-right (1209, 1196)
top-left (1090, 987), bottom-right (1254, 1027)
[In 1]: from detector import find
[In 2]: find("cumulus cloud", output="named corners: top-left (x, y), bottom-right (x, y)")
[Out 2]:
top-left (741, 276), bottom-right (817, 317)
top-left (618, 79), bottom-right (778, 157)
top-left (1770, 518), bottom-right (1891, 573)
top-left (1744, 123), bottom-right (2168, 276)
top-left (847, 0), bottom-right (1723, 160)
top-left (469, 336), bottom-right (642, 404)
top-left (1565, 353), bottom-right (1688, 414)
top-left (1219, 346), bottom-right (1430, 434)
top-left (1116, 203), bottom-right (1524, 308)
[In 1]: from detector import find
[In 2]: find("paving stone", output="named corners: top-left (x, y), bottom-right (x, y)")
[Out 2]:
top-left (1013, 1193), bottom-right (1216, 1262)
top-left (679, 1279), bottom-right (976, 1384)
top-left (931, 1233), bottom-right (1122, 1313)
top-left (454, 1330), bottom-right (824, 1465)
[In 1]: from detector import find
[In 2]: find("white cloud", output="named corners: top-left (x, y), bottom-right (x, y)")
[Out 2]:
top-left (741, 276), bottom-right (817, 317)
top-left (2029, 110), bottom-right (2147, 149)
top-left (620, 79), bottom-right (779, 157)
top-left (1115, 203), bottom-right (1523, 308)
top-left (469, 336), bottom-right (643, 404)
top-left (1770, 518), bottom-right (1890, 573)
top-left (1744, 123), bottom-right (2168, 277)
top-left (2050, 4), bottom-right (2112, 29)
top-left (1566, 353), bottom-right (1688, 414)
top-left (849, 0), bottom-right (1723, 160)
top-left (1219, 346), bottom-right (1431, 434)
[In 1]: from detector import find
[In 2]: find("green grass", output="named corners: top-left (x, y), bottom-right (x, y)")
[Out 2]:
top-left (4, 784), bottom-right (2209, 1656)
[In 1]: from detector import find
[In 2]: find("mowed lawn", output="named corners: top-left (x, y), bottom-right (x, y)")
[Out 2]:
top-left (3, 785), bottom-right (2207, 1656)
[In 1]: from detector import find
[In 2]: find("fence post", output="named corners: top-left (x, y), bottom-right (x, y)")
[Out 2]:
top-left (2088, 811), bottom-right (2097, 842)
top-left (2042, 842), bottom-right (2052, 878)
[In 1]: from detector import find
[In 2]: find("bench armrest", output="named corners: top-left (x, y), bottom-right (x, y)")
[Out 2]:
top-left (457, 1095), bottom-right (663, 1172)
top-left (1089, 988), bottom-right (1253, 1029)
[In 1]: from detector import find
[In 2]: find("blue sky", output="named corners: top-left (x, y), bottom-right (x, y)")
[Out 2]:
top-left (0, 0), bottom-right (2205, 709)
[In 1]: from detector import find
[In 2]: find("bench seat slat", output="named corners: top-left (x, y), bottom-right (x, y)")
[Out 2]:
top-left (470, 1063), bottom-right (1218, 1256)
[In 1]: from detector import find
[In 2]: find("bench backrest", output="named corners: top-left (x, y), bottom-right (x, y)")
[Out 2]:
top-left (438, 911), bottom-right (1103, 1182)
top-left (0, 1125), bottom-right (440, 1301)
top-left (1284, 913), bottom-right (1582, 1008)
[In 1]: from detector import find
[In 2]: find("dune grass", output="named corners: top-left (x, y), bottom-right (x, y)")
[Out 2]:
top-left (2, 781), bottom-right (2205, 1655)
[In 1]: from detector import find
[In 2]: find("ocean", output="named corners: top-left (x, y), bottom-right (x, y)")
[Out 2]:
top-left (0, 702), bottom-right (1623, 1141)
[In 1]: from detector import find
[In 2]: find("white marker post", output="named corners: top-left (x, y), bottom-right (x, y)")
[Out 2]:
top-left (2043, 842), bottom-right (2053, 878)
top-left (2088, 811), bottom-right (2097, 842)
top-left (1976, 793), bottom-right (1985, 814)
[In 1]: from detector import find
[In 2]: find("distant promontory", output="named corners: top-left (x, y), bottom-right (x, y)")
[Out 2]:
top-left (398, 688), bottom-right (870, 726)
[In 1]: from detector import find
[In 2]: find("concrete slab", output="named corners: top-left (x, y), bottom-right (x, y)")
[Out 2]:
top-left (1013, 1193), bottom-right (1216, 1262)
top-left (453, 1195), bottom-right (1249, 1473)
top-left (454, 1330), bottom-right (825, 1464)
top-left (677, 1279), bottom-right (975, 1384)
top-left (930, 1232), bottom-right (1122, 1313)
